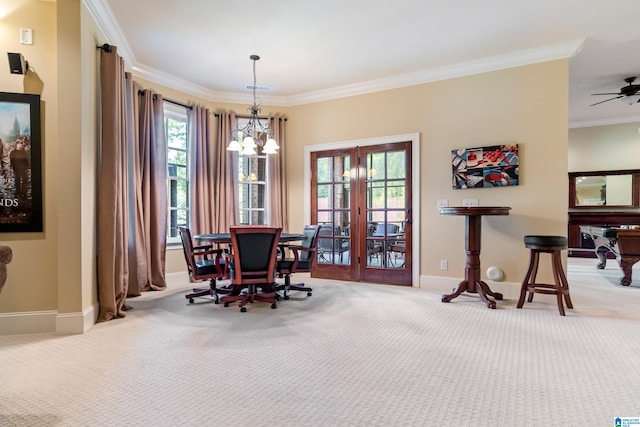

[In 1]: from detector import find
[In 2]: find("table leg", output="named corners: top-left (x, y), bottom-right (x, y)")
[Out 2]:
top-left (595, 246), bottom-right (609, 269)
top-left (442, 280), bottom-right (470, 303)
top-left (442, 280), bottom-right (501, 309)
top-left (619, 256), bottom-right (640, 286)
top-left (477, 280), bottom-right (502, 308)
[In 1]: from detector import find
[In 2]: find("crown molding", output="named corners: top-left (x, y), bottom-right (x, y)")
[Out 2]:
top-left (569, 116), bottom-right (640, 129)
top-left (288, 39), bottom-right (585, 106)
top-left (83, 0), bottom-right (137, 67)
top-left (131, 39), bottom-right (585, 107)
top-left (130, 63), bottom-right (291, 107)
top-left (86, 0), bottom-right (585, 107)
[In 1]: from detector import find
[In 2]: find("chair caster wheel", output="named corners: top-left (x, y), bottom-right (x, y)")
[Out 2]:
top-left (188, 298), bottom-right (194, 304)
top-left (284, 295), bottom-right (290, 300)
top-left (240, 307), bottom-right (247, 312)
top-left (224, 302), bottom-right (229, 307)
top-left (307, 292), bottom-right (312, 297)
top-left (271, 303), bottom-right (277, 309)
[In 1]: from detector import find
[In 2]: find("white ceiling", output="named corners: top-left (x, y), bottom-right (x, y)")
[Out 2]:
top-left (88, 0), bottom-right (640, 128)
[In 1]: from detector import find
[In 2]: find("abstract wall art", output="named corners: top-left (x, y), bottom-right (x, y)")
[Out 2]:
top-left (452, 144), bottom-right (519, 189)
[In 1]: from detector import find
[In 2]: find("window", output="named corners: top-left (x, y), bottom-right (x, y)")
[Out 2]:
top-left (165, 102), bottom-right (189, 242)
top-left (236, 117), bottom-right (267, 225)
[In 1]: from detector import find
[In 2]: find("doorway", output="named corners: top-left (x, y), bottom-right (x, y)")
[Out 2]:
top-left (309, 139), bottom-right (415, 286)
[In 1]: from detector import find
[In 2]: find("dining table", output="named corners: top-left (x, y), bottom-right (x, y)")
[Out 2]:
top-left (194, 231), bottom-right (307, 298)
top-left (195, 232), bottom-right (306, 245)
top-left (439, 206), bottom-right (511, 309)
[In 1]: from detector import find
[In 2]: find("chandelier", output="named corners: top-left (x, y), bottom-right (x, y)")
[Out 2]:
top-left (226, 55), bottom-right (279, 155)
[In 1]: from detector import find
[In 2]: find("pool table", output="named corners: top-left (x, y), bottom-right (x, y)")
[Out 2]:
top-left (579, 225), bottom-right (640, 286)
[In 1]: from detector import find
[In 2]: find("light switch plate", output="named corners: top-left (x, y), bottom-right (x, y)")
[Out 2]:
top-left (437, 199), bottom-right (448, 208)
top-left (463, 199), bottom-right (478, 207)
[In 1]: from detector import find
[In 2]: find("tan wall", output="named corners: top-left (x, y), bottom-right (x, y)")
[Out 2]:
top-left (287, 60), bottom-right (569, 288)
top-left (0, 0), bottom-right (103, 335)
top-left (569, 122), bottom-right (640, 172)
top-left (79, 2), bottom-right (102, 311)
top-left (0, 0), bottom-right (59, 313)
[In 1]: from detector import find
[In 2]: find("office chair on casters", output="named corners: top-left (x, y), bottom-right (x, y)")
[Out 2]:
top-left (220, 226), bottom-right (282, 312)
top-left (275, 224), bottom-right (320, 300)
top-left (178, 226), bottom-right (230, 304)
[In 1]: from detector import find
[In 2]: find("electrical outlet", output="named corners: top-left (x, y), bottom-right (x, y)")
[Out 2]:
top-left (463, 199), bottom-right (478, 207)
top-left (440, 259), bottom-right (448, 270)
top-left (437, 199), bottom-right (448, 208)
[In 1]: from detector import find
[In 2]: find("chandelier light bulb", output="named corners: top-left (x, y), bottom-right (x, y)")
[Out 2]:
top-left (227, 139), bottom-right (241, 152)
top-left (242, 136), bottom-right (256, 148)
top-left (264, 137), bottom-right (279, 150)
top-left (241, 144), bottom-right (257, 156)
top-left (262, 144), bottom-right (277, 154)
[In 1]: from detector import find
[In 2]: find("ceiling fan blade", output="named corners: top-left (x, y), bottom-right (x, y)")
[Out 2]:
top-left (591, 92), bottom-right (622, 95)
top-left (590, 96), bottom-right (624, 106)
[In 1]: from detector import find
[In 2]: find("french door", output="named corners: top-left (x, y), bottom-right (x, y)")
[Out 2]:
top-left (311, 141), bottom-right (412, 286)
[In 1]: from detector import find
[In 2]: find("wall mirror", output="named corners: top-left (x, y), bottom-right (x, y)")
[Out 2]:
top-left (569, 170), bottom-right (640, 208)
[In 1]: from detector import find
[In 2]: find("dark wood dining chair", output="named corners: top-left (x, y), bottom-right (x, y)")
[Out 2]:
top-left (220, 226), bottom-right (282, 312)
top-left (275, 224), bottom-right (320, 300)
top-left (178, 226), bottom-right (230, 304)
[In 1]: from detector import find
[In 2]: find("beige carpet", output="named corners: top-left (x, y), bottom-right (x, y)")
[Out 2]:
top-left (1, 258), bottom-right (640, 426)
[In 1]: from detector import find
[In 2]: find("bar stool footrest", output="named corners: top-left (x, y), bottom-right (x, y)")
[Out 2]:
top-left (526, 283), bottom-right (569, 295)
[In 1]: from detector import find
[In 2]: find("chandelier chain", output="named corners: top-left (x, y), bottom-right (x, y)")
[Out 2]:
top-left (226, 54), bottom-right (280, 155)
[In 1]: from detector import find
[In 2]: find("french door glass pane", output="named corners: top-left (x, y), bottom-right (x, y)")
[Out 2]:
top-left (316, 157), bottom-right (330, 182)
top-left (368, 183), bottom-right (385, 209)
top-left (364, 149), bottom-right (408, 269)
top-left (387, 151), bottom-right (405, 179)
top-left (317, 211), bottom-right (333, 224)
top-left (316, 154), bottom-right (351, 266)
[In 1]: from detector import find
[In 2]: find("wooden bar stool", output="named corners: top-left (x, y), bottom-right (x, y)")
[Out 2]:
top-left (517, 235), bottom-right (573, 316)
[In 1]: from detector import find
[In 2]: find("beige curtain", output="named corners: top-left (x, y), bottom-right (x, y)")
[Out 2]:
top-left (97, 47), bottom-right (130, 321)
top-left (268, 115), bottom-right (288, 229)
top-left (98, 46), bottom-right (168, 322)
top-left (189, 105), bottom-right (215, 234)
top-left (212, 112), bottom-right (238, 233)
top-left (128, 88), bottom-right (168, 295)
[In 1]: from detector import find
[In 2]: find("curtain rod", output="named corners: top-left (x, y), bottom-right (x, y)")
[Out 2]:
top-left (96, 43), bottom-right (112, 52)
top-left (136, 90), bottom-right (193, 110)
top-left (213, 113), bottom-right (287, 121)
top-left (164, 97), bottom-right (193, 110)
top-left (134, 91), bottom-right (286, 119)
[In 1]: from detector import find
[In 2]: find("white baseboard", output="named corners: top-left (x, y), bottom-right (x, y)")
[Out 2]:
top-left (419, 274), bottom-right (522, 301)
top-left (0, 302), bottom-right (99, 336)
top-left (0, 310), bottom-right (57, 335)
top-left (0, 273), bottom-right (190, 336)
top-left (56, 303), bottom-right (98, 335)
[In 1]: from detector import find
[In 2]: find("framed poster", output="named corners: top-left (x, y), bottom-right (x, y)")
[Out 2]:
top-left (0, 92), bottom-right (42, 232)
top-left (452, 144), bottom-right (519, 189)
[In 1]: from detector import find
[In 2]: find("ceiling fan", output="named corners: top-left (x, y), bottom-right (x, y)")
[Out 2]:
top-left (590, 76), bottom-right (640, 106)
